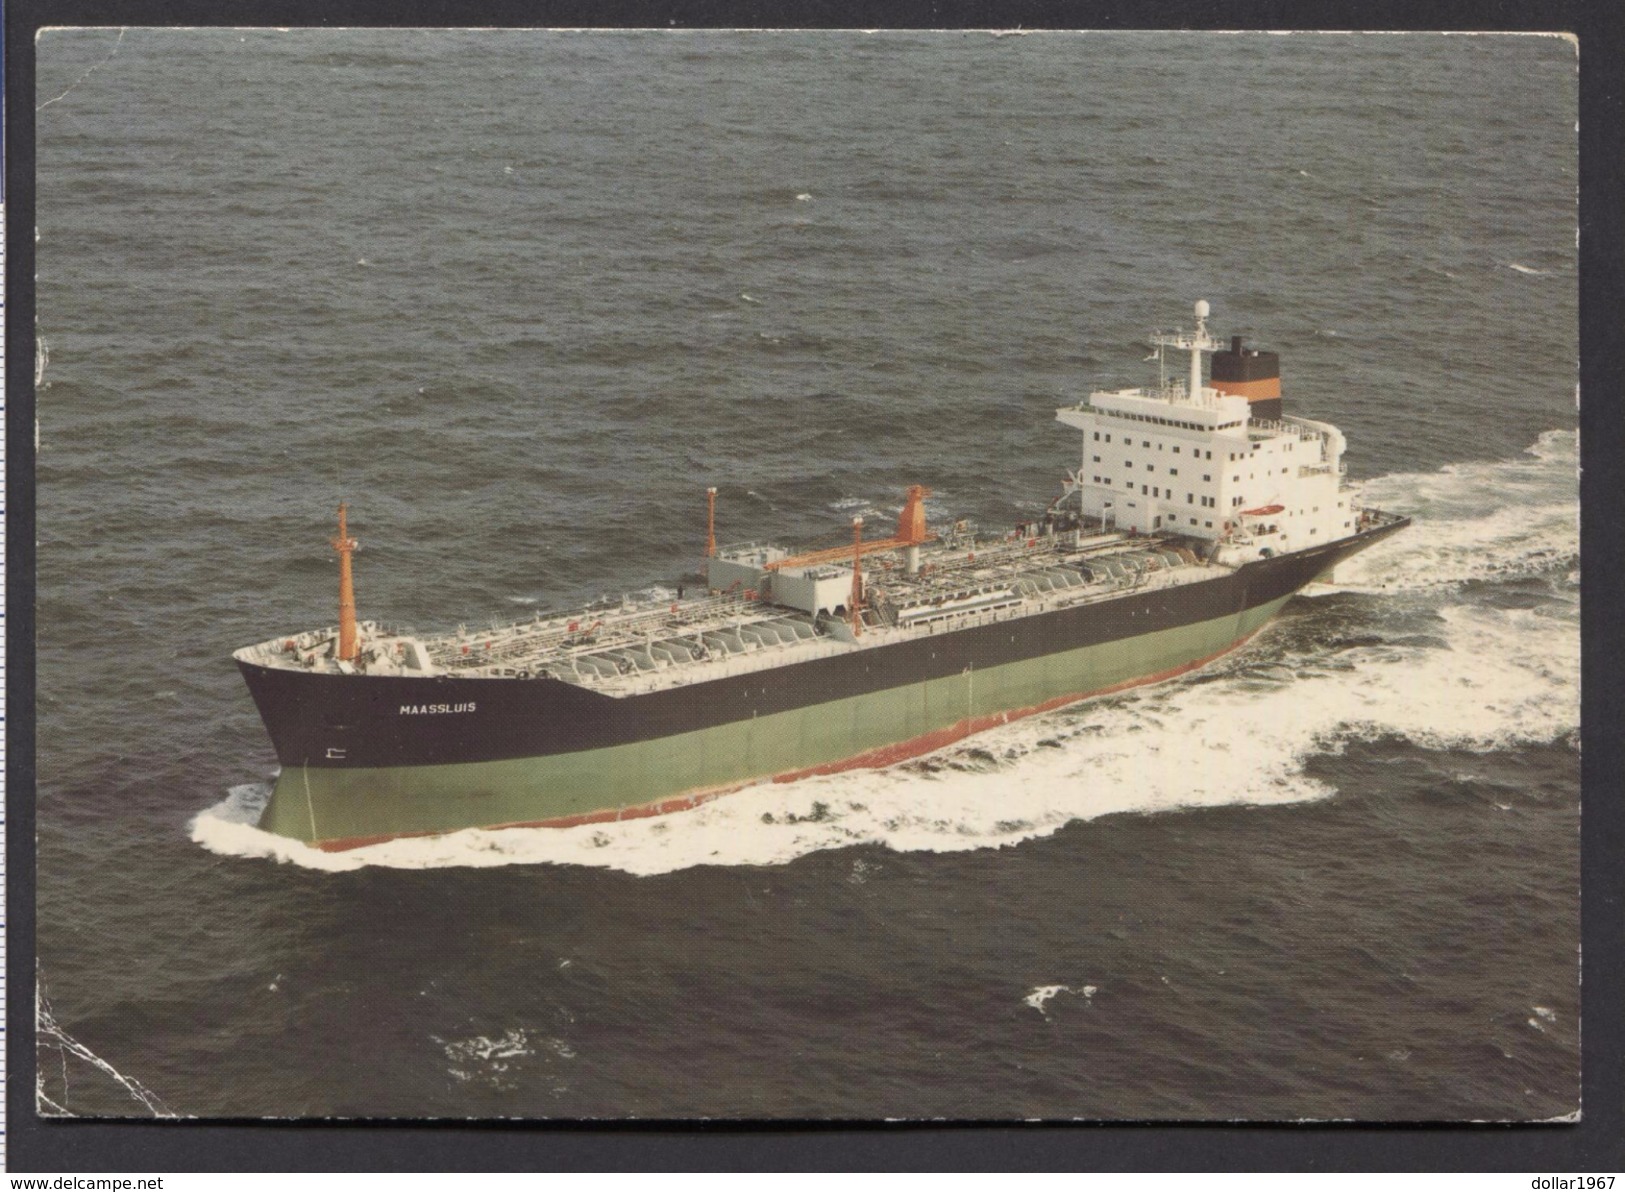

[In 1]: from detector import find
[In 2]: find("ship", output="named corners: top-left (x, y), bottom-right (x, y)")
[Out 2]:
top-left (236, 301), bottom-right (1409, 850)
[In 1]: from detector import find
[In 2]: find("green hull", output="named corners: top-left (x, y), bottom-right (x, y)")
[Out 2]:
top-left (263, 594), bottom-right (1291, 848)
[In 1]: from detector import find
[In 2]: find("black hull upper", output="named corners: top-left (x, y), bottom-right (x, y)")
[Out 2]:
top-left (238, 522), bottom-right (1406, 772)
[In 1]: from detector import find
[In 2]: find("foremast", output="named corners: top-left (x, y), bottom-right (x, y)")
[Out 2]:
top-left (332, 502), bottom-right (360, 664)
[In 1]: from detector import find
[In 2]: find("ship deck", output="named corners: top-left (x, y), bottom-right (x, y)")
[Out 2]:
top-left (237, 527), bottom-right (1219, 695)
top-left (236, 511), bottom-right (1407, 697)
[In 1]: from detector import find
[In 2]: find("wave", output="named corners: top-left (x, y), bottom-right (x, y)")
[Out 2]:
top-left (194, 434), bottom-right (1579, 875)
top-left (1503, 261), bottom-right (1558, 277)
top-left (1332, 429), bottom-right (1576, 593)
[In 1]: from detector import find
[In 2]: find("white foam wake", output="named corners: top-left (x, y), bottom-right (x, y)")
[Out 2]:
top-left (193, 433), bottom-right (1579, 875)
top-left (1330, 430), bottom-right (1577, 594)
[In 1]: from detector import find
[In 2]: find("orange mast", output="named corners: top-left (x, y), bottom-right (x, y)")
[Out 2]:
top-left (895, 484), bottom-right (931, 544)
top-left (331, 502), bottom-right (360, 663)
top-left (849, 515), bottom-right (864, 635)
top-left (706, 486), bottom-right (717, 559)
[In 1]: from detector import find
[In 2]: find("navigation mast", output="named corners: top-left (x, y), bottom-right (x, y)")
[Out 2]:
top-left (1150, 298), bottom-right (1221, 402)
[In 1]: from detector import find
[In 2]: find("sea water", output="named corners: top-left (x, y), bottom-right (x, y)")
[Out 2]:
top-left (35, 29), bottom-right (1578, 1120)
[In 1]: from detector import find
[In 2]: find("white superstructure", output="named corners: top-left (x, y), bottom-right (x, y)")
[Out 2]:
top-left (1055, 300), bottom-right (1356, 563)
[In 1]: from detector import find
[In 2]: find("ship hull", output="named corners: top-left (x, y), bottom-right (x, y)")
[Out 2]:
top-left (238, 523), bottom-right (1404, 849)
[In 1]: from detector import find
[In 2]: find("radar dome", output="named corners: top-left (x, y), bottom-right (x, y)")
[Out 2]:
top-left (1194, 299), bottom-right (1211, 319)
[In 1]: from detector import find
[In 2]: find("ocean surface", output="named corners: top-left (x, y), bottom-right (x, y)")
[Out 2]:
top-left (33, 29), bottom-right (1579, 1121)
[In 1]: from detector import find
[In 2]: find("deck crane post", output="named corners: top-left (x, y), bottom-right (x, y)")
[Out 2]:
top-left (849, 516), bottom-right (864, 635)
top-left (764, 484), bottom-right (936, 574)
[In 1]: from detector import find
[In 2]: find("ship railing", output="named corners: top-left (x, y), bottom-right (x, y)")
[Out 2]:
top-left (422, 532), bottom-right (1213, 673)
top-left (897, 531), bottom-right (1071, 579)
top-left (1354, 506), bottom-right (1407, 529)
top-left (581, 635), bottom-right (855, 693)
top-left (542, 561), bottom-right (1221, 689)
top-left (894, 559), bottom-right (1206, 636)
top-left (908, 583), bottom-right (1125, 637)
top-left (877, 532), bottom-right (1195, 611)
top-left (432, 591), bottom-right (816, 673)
